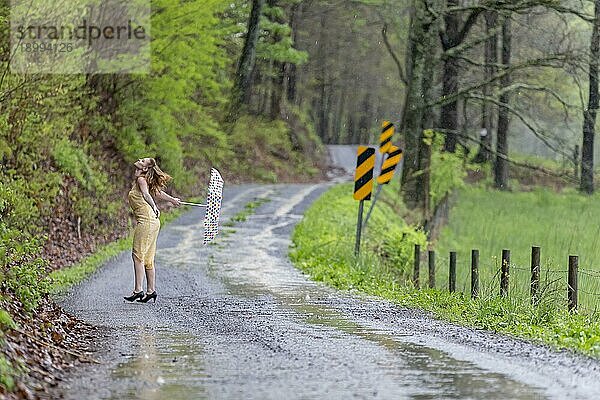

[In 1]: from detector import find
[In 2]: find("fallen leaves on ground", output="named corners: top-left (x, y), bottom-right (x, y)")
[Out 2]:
top-left (1, 294), bottom-right (100, 400)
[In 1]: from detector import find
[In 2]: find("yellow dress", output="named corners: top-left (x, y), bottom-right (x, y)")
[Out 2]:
top-left (128, 182), bottom-right (160, 270)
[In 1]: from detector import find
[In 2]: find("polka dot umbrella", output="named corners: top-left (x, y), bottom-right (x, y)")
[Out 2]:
top-left (180, 168), bottom-right (224, 244)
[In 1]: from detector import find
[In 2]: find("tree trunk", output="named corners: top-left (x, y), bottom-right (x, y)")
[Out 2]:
top-left (401, 0), bottom-right (437, 213)
top-left (349, 112), bottom-right (359, 144)
top-left (581, 0), bottom-right (600, 194)
top-left (325, 86), bottom-right (336, 143)
top-left (419, 39), bottom-right (438, 217)
top-left (315, 13), bottom-right (328, 141)
top-left (440, 0), bottom-right (460, 152)
top-left (262, 59), bottom-right (273, 116)
top-left (270, 61), bottom-right (285, 119)
top-left (494, 17), bottom-right (511, 190)
top-left (332, 87), bottom-right (346, 144)
top-left (439, 0), bottom-right (481, 153)
top-left (268, 0), bottom-right (285, 120)
top-left (440, 56), bottom-right (459, 152)
top-left (474, 10), bottom-right (497, 163)
top-left (285, 3), bottom-right (301, 104)
top-left (227, 0), bottom-right (265, 123)
top-left (317, 83), bottom-right (329, 142)
top-left (358, 93), bottom-right (372, 144)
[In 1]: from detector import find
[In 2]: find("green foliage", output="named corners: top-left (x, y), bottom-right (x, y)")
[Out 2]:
top-left (291, 182), bottom-right (427, 287)
top-left (285, 105), bottom-right (325, 154)
top-left (231, 114), bottom-right (322, 182)
top-left (5, 261), bottom-right (49, 313)
top-left (0, 179), bottom-right (40, 236)
top-left (0, 310), bottom-right (15, 330)
top-left (0, 354), bottom-right (17, 392)
top-left (52, 138), bottom-right (108, 193)
top-left (0, 182), bottom-right (48, 313)
top-left (259, 2), bottom-right (308, 65)
top-left (428, 130), bottom-right (469, 209)
top-left (112, 0), bottom-right (234, 190)
top-left (50, 137), bottom-right (123, 234)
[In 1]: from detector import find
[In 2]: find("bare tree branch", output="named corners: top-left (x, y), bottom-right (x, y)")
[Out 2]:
top-left (381, 22), bottom-right (408, 86)
top-left (466, 92), bottom-right (573, 159)
top-left (436, 128), bottom-right (578, 183)
top-left (426, 54), bottom-right (574, 108)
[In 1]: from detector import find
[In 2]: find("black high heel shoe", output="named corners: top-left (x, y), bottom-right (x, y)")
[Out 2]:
top-left (137, 291), bottom-right (157, 303)
top-left (124, 291), bottom-right (144, 302)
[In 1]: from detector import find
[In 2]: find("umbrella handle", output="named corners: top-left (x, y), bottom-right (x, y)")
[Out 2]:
top-left (180, 201), bottom-right (207, 207)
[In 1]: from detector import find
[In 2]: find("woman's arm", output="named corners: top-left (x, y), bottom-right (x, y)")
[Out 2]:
top-left (137, 177), bottom-right (160, 218)
top-left (127, 198), bottom-right (137, 225)
top-left (156, 190), bottom-right (181, 206)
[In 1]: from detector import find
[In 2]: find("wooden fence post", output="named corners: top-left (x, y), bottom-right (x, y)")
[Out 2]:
top-left (449, 251), bottom-right (456, 293)
top-left (428, 250), bottom-right (435, 289)
top-left (413, 244), bottom-right (420, 288)
top-left (471, 249), bottom-right (479, 299)
top-left (568, 255), bottom-right (578, 312)
top-left (531, 246), bottom-right (540, 305)
top-left (500, 249), bottom-right (510, 297)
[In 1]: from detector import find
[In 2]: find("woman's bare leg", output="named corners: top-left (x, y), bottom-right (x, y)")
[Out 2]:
top-left (145, 267), bottom-right (156, 293)
top-left (132, 254), bottom-right (145, 292)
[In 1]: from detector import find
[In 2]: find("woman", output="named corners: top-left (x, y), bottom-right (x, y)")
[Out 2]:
top-left (124, 157), bottom-right (181, 303)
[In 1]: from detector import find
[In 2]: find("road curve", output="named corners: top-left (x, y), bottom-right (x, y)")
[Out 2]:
top-left (58, 154), bottom-right (600, 399)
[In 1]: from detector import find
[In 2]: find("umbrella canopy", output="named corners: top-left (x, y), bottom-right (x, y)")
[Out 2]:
top-left (203, 168), bottom-right (224, 244)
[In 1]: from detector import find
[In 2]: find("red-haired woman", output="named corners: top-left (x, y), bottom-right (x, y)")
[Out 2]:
top-left (124, 157), bottom-right (180, 303)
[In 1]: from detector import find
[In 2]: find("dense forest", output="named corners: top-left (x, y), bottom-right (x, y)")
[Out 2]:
top-left (2, 0), bottom-right (600, 395)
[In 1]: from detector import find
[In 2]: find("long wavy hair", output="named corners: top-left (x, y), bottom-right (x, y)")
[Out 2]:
top-left (143, 158), bottom-right (172, 194)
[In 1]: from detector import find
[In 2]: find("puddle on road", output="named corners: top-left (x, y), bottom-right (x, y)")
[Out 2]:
top-left (216, 275), bottom-right (546, 399)
top-left (284, 293), bottom-right (545, 399)
top-left (111, 327), bottom-right (208, 400)
top-left (290, 300), bottom-right (544, 399)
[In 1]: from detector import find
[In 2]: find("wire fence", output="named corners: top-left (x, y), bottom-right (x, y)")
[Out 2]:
top-left (413, 245), bottom-right (600, 316)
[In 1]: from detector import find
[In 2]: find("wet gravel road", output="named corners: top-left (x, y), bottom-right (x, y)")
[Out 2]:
top-left (59, 176), bottom-right (600, 399)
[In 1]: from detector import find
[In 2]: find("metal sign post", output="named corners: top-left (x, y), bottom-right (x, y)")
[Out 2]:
top-left (353, 146), bottom-right (375, 256)
top-left (364, 185), bottom-right (383, 229)
top-left (355, 200), bottom-right (364, 256)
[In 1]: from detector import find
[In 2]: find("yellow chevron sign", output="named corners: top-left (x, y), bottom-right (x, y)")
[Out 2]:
top-left (379, 121), bottom-right (394, 154)
top-left (354, 146), bottom-right (375, 201)
top-left (377, 145), bottom-right (403, 185)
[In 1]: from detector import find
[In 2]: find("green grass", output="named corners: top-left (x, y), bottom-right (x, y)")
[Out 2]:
top-left (223, 198), bottom-right (270, 226)
top-left (511, 152), bottom-right (570, 172)
top-left (290, 181), bottom-right (427, 291)
top-left (434, 186), bottom-right (600, 313)
top-left (49, 236), bottom-right (132, 295)
top-left (291, 182), bottom-right (600, 357)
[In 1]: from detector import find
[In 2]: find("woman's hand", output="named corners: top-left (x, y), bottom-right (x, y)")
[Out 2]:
top-left (171, 197), bottom-right (181, 207)
top-left (153, 207), bottom-right (160, 219)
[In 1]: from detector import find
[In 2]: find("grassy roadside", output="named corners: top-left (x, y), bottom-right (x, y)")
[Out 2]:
top-left (434, 186), bottom-right (600, 310)
top-left (290, 182), bottom-right (600, 357)
top-left (290, 182), bottom-right (427, 291)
